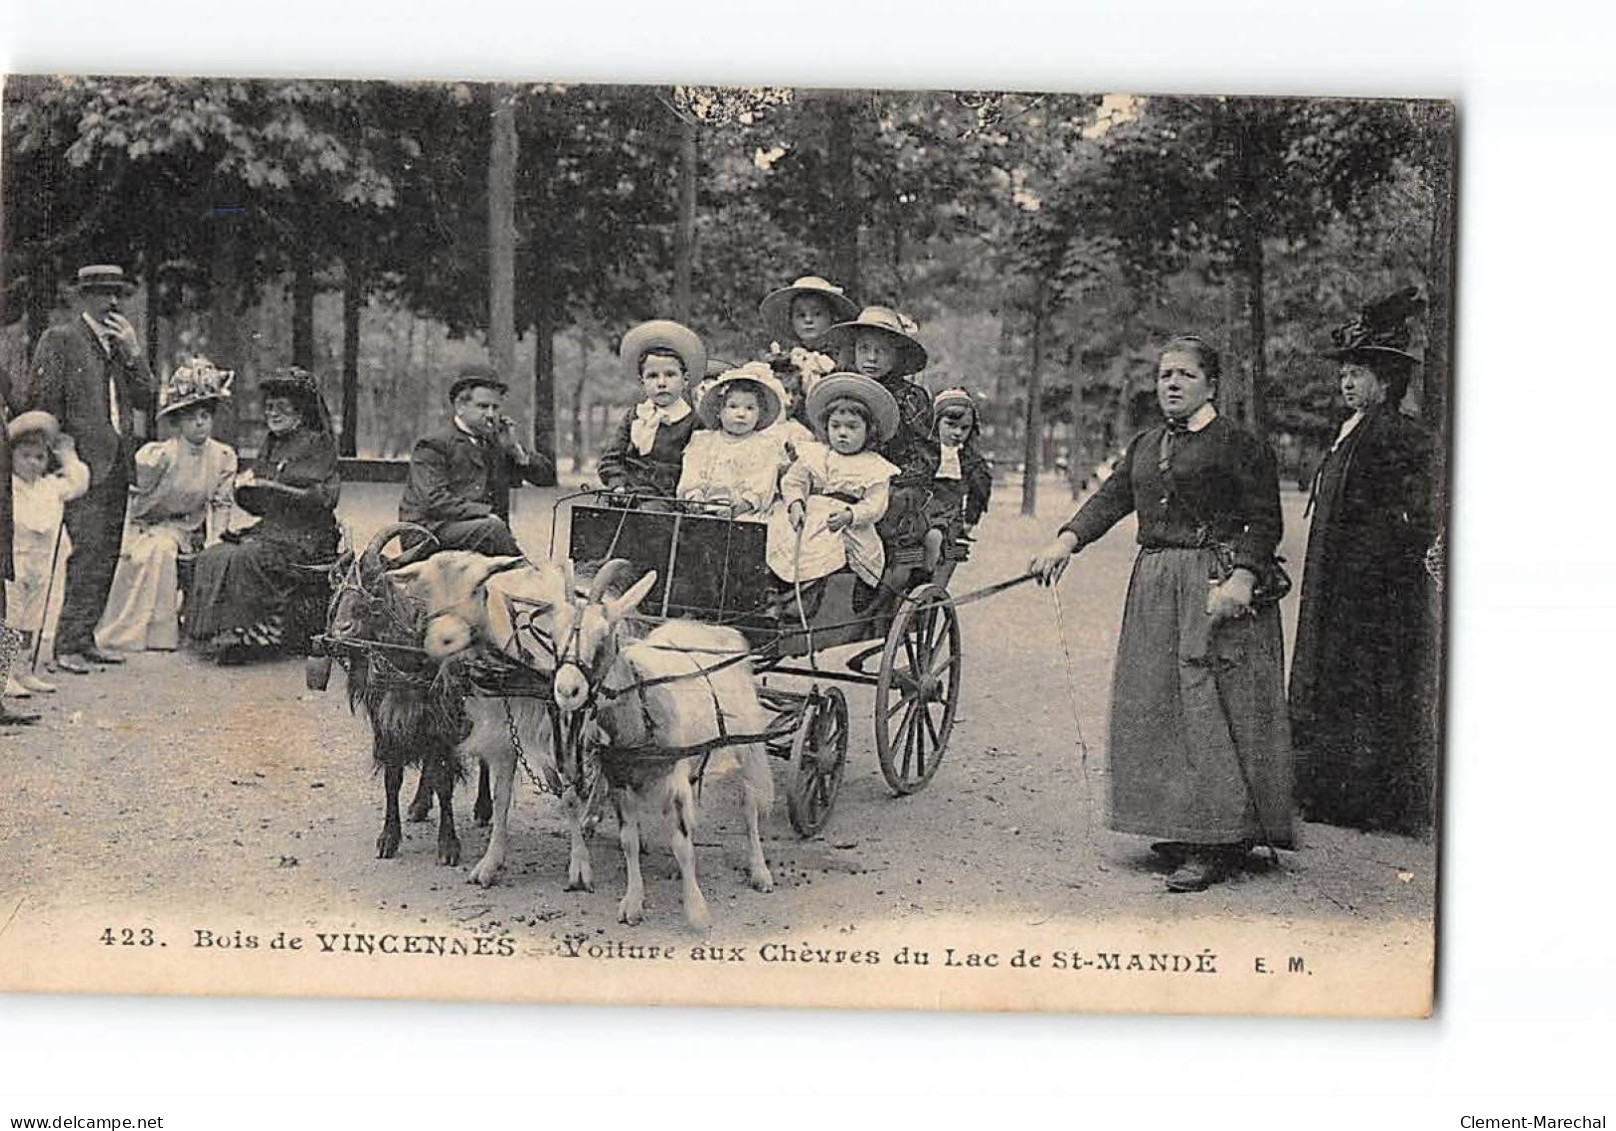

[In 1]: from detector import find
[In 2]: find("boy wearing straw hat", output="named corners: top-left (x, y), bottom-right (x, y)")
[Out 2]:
top-left (597, 320), bottom-right (706, 498)
top-left (5, 411), bottom-right (90, 695)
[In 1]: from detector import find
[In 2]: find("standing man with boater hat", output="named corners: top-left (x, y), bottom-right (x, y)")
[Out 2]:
top-left (19, 265), bottom-right (157, 674)
top-left (399, 364), bottom-right (551, 556)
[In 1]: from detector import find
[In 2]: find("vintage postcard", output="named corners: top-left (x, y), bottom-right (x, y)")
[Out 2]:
top-left (0, 76), bottom-right (1451, 1016)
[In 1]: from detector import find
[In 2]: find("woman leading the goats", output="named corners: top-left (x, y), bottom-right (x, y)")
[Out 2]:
top-left (1029, 336), bottom-right (1294, 892)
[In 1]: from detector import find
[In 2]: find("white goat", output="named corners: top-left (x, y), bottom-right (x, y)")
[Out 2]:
top-left (553, 566), bottom-right (775, 930)
top-left (387, 551), bottom-right (596, 890)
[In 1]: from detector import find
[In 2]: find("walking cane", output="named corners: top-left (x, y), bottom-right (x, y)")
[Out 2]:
top-left (29, 516), bottom-right (68, 672)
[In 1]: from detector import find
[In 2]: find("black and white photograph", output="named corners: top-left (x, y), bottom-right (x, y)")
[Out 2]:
top-left (0, 75), bottom-right (1454, 1018)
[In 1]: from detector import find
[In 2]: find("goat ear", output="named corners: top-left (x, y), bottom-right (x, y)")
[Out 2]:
top-left (386, 560), bottom-right (428, 589)
top-left (605, 570), bottom-right (657, 624)
top-left (467, 554), bottom-right (526, 589)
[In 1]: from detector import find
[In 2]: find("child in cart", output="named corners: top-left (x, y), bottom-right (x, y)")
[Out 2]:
top-left (678, 363), bottom-right (784, 519)
top-left (760, 275), bottom-right (857, 408)
top-left (767, 372), bottom-right (900, 613)
top-left (820, 305), bottom-right (938, 591)
top-left (922, 387), bottom-right (993, 580)
top-left (597, 320), bottom-right (706, 499)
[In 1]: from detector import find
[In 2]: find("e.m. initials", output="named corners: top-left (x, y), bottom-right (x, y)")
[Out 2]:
top-left (1253, 955), bottom-right (1309, 975)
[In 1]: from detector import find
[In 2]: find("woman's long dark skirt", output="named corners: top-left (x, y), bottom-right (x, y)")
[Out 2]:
top-left (184, 533), bottom-right (321, 644)
top-left (1107, 547), bottom-right (1296, 848)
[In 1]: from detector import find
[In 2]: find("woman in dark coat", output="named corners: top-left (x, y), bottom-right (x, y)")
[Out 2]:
top-left (1289, 290), bottom-right (1436, 835)
top-left (185, 367), bottom-right (340, 661)
top-left (1030, 337), bottom-right (1294, 892)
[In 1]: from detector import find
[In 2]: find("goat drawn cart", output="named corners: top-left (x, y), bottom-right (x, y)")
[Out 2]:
top-left (311, 489), bottom-right (1025, 840)
top-left (561, 489), bottom-right (972, 837)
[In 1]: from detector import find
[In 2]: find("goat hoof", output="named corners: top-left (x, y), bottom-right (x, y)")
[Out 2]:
top-left (406, 800), bottom-right (431, 823)
top-left (617, 902), bottom-right (642, 926)
top-left (376, 831), bottom-right (401, 859)
top-left (564, 877), bottom-right (594, 893)
top-left (468, 862), bottom-right (500, 887)
top-left (438, 838), bottom-right (462, 866)
top-left (750, 868), bottom-right (775, 893)
top-left (473, 802), bottom-right (493, 826)
top-left (685, 906), bottom-right (712, 933)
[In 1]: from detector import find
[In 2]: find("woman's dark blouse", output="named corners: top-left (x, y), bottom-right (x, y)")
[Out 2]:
top-left (241, 427), bottom-right (341, 547)
top-left (1060, 415), bottom-right (1282, 575)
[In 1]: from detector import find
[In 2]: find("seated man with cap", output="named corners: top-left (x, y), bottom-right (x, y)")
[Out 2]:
top-left (398, 366), bottom-right (550, 556)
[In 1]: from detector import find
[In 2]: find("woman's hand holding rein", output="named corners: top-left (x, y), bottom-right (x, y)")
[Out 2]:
top-left (1029, 530), bottom-right (1080, 586)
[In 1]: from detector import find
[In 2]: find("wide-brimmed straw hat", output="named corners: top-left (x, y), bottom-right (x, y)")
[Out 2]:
top-left (697, 362), bottom-right (782, 431)
top-left (157, 357), bottom-right (235, 419)
top-left (805, 372), bottom-right (900, 444)
top-left (821, 306), bottom-right (929, 378)
top-left (758, 276), bottom-right (860, 340)
top-left (6, 410), bottom-right (60, 445)
top-left (74, 264), bottom-right (136, 294)
top-left (619, 320), bottom-right (706, 382)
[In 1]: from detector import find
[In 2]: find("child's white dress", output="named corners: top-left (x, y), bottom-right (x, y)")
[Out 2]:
top-left (677, 429), bottom-right (783, 519)
top-left (6, 451), bottom-right (91, 637)
top-left (96, 436), bottom-right (238, 652)
top-left (767, 441), bottom-right (898, 586)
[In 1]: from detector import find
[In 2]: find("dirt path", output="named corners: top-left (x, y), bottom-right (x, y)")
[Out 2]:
top-left (0, 479), bottom-right (1435, 1009)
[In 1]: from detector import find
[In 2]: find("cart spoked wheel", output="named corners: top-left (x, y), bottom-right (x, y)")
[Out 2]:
top-left (874, 583), bottom-right (962, 795)
top-left (787, 687), bottom-right (849, 837)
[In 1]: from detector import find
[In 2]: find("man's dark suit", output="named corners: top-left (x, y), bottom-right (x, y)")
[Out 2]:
top-left (398, 424), bottom-right (543, 555)
top-left (22, 317), bottom-right (156, 655)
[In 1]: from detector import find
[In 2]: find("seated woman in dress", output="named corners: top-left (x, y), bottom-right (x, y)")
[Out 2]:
top-left (95, 358), bottom-right (238, 653)
top-left (184, 366), bottom-right (340, 662)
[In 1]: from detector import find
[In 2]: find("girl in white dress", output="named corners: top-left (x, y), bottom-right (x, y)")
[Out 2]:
top-left (677, 363), bottom-right (784, 519)
top-left (95, 359), bottom-right (237, 653)
top-left (767, 372), bottom-right (900, 592)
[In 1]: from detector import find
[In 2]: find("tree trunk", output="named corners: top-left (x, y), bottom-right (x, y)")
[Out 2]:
top-left (826, 94), bottom-right (860, 297)
top-left (207, 207), bottom-right (242, 388)
top-left (1068, 360), bottom-right (1086, 501)
top-left (571, 332), bottom-right (589, 472)
top-left (24, 253), bottom-right (52, 359)
top-left (1422, 104), bottom-right (1456, 449)
top-left (291, 238), bottom-right (316, 371)
top-left (521, 107), bottom-right (558, 488)
top-left (1230, 111), bottom-right (1268, 435)
top-left (143, 232), bottom-right (162, 372)
top-left (488, 83), bottom-right (518, 384)
top-left (340, 250), bottom-right (363, 458)
top-left (531, 303), bottom-right (557, 486)
top-left (1019, 277), bottom-right (1047, 517)
top-left (673, 114), bottom-right (698, 322)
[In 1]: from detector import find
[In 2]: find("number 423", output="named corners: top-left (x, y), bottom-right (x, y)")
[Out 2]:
top-left (100, 927), bottom-right (158, 946)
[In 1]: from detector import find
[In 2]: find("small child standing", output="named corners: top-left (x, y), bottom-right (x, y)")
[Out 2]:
top-left (922, 388), bottom-right (994, 575)
top-left (821, 306), bottom-right (938, 577)
top-left (597, 320), bottom-right (706, 498)
top-left (767, 372), bottom-right (900, 595)
top-left (5, 411), bottom-right (90, 695)
top-left (678, 363), bottom-right (784, 519)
